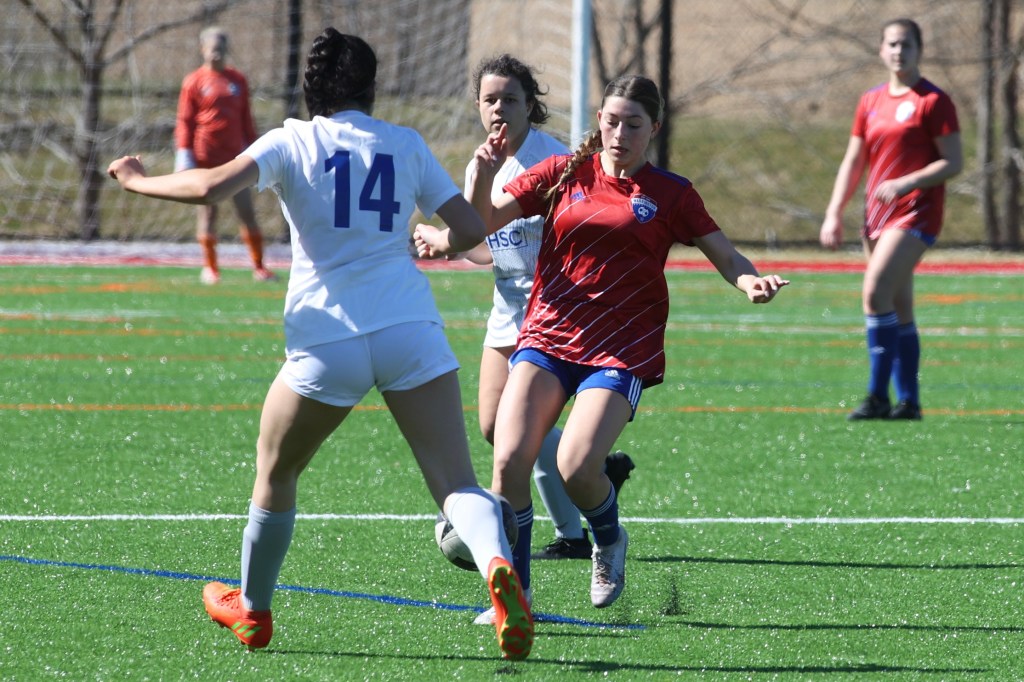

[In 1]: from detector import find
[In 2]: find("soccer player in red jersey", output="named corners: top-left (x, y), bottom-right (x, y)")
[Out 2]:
top-left (820, 18), bottom-right (962, 421)
top-left (416, 74), bottom-right (788, 610)
top-left (175, 26), bottom-right (276, 284)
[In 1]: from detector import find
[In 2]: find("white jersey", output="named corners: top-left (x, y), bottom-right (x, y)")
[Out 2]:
top-left (464, 128), bottom-right (569, 280)
top-left (246, 110), bottom-right (460, 351)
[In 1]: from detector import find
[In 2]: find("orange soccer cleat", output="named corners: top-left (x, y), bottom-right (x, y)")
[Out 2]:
top-left (202, 581), bottom-right (273, 649)
top-left (486, 558), bottom-right (534, 661)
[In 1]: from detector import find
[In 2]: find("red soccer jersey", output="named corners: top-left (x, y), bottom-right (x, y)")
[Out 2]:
top-left (174, 66), bottom-right (258, 167)
top-left (852, 78), bottom-right (959, 239)
top-left (505, 154), bottom-right (721, 387)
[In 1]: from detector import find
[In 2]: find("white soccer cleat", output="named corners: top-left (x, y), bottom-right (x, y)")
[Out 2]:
top-left (590, 526), bottom-right (628, 608)
top-left (199, 266), bottom-right (220, 285)
top-left (474, 586), bottom-right (531, 625)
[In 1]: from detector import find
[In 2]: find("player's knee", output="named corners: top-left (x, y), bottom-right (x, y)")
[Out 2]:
top-left (479, 421), bottom-right (497, 445)
top-left (493, 448), bottom-right (533, 485)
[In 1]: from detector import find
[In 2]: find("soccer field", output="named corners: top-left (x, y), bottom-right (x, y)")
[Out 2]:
top-left (1, 262), bottom-right (1022, 680)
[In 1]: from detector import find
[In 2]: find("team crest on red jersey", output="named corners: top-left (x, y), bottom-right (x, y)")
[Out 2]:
top-left (631, 194), bottom-right (657, 223)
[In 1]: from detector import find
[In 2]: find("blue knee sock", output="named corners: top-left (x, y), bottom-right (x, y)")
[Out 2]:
top-left (511, 505), bottom-right (534, 592)
top-left (865, 312), bottom-right (899, 401)
top-left (581, 487), bottom-right (620, 547)
top-left (892, 322), bottom-right (920, 405)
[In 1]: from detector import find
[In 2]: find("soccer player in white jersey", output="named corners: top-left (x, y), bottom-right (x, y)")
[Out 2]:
top-left (108, 28), bottom-right (533, 661)
top-left (417, 75), bottom-right (788, 611)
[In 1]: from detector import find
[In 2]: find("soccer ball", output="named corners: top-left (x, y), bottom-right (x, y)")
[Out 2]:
top-left (434, 492), bottom-right (518, 571)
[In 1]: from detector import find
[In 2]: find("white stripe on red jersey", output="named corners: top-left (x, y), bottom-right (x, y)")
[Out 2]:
top-left (505, 154), bottom-right (720, 387)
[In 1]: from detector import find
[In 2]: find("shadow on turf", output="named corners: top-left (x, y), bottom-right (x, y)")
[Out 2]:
top-left (258, 649), bottom-right (985, 676)
top-left (677, 619), bottom-right (1023, 634)
top-left (642, 554), bottom-right (1021, 572)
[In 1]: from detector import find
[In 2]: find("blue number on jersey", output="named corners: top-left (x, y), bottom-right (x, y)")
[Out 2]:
top-left (325, 151), bottom-right (401, 231)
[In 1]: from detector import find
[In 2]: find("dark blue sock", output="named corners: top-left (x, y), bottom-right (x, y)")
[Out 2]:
top-left (865, 313), bottom-right (899, 401)
top-left (581, 487), bottom-right (620, 547)
top-left (511, 505), bottom-right (534, 591)
top-left (892, 322), bottom-right (920, 405)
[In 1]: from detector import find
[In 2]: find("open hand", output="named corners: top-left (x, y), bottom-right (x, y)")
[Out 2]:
top-left (819, 215), bottom-right (843, 250)
top-left (747, 275), bottom-right (790, 303)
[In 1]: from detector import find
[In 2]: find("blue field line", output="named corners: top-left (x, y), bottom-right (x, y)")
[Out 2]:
top-left (4, 512), bottom-right (1024, 524)
top-left (0, 553), bottom-right (643, 630)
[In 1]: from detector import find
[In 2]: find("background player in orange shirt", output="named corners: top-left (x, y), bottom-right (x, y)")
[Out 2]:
top-left (175, 26), bottom-right (277, 284)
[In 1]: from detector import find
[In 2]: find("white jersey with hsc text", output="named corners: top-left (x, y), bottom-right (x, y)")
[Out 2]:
top-left (464, 127), bottom-right (569, 280)
top-left (245, 110), bottom-right (461, 351)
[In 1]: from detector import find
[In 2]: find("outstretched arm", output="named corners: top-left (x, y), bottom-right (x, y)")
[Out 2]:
top-left (694, 231), bottom-right (790, 304)
top-left (108, 155), bottom-right (259, 205)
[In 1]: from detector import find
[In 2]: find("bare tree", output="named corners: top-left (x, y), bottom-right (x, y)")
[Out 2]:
top-left (590, 3), bottom-right (660, 88)
top-left (14, 0), bottom-right (239, 240)
top-left (283, 0), bottom-right (303, 121)
top-left (997, 0), bottom-right (1021, 251)
top-left (979, 0), bottom-right (999, 249)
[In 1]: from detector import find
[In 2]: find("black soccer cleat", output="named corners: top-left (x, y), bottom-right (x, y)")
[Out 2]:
top-left (889, 400), bottom-right (922, 420)
top-left (605, 451), bottom-right (635, 495)
top-left (531, 531), bottom-right (593, 560)
top-left (847, 395), bottom-right (892, 421)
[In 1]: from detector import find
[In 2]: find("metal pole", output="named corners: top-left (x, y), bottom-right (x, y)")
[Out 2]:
top-left (657, 0), bottom-right (672, 168)
top-left (571, 0), bottom-right (592, 148)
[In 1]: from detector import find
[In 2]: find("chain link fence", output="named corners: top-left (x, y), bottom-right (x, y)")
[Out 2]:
top-left (0, 0), bottom-right (1015, 247)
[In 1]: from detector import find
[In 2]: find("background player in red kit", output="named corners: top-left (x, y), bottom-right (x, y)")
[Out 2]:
top-left (416, 74), bottom-right (788, 612)
top-left (820, 18), bottom-right (962, 421)
top-left (175, 26), bottom-right (276, 284)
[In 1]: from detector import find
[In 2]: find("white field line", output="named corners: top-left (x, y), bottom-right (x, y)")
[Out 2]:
top-left (1, 513), bottom-right (1023, 525)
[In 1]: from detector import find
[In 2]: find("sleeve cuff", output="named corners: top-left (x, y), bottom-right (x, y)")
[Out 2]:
top-left (174, 149), bottom-right (196, 172)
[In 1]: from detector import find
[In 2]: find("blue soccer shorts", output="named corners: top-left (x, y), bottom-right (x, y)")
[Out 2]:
top-left (509, 347), bottom-right (643, 420)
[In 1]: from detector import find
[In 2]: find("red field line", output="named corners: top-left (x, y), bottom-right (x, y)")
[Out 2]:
top-left (1, 250), bottom-right (1022, 274)
top-left (416, 258), bottom-right (1024, 275)
top-left (726, 259), bottom-right (1024, 275)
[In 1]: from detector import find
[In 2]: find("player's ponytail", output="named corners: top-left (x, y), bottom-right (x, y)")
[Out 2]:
top-left (539, 129), bottom-right (602, 220)
top-left (303, 28), bottom-right (377, 118)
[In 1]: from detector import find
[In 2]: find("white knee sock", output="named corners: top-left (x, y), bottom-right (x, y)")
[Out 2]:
top-left (532, 427), bottom-right (584, 539)
top-left (446, 487), bottom-right (511, 580)
top-left (240, 502), bottom-right (296, 611)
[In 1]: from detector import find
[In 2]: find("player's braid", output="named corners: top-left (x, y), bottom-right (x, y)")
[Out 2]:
top-left (540, 129), bottom-right (602, 219)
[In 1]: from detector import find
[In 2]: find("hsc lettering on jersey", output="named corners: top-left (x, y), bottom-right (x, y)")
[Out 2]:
top-left (485, 227), bottom-right (525, 250)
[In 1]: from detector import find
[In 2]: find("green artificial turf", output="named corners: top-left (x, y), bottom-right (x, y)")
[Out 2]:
top-left (1, 264), bottom-right (1021, 680)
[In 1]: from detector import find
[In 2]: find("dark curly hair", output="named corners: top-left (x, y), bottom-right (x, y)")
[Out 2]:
top-left (471, 54), bottom-right (549, 126)
top-left (303, 28), bottom-right (377, 118)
